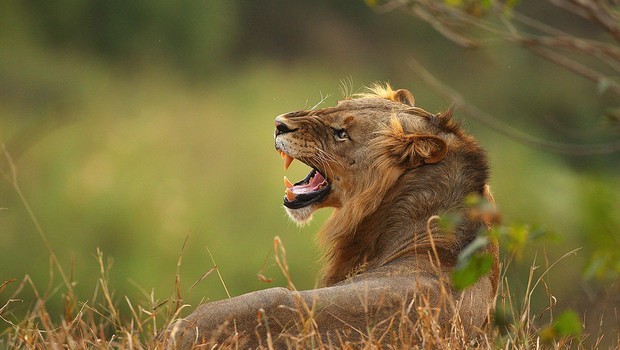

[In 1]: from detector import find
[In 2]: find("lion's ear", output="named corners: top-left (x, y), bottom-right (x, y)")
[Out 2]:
top-left (393, 134), bottom-right (447, 167)
top-left (380, 118), bottom-right (448, 167)
top-left (408, 135), bottom-right (448, 165)
top-left (393, 89), bottom-right (415, 107)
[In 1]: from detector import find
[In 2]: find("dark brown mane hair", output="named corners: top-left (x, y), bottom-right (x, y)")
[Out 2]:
top-left (319, 105), bottom-right (491, 287)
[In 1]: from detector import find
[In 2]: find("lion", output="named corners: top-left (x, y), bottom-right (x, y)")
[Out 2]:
top-left (160, 84), bottom-right (499, 349)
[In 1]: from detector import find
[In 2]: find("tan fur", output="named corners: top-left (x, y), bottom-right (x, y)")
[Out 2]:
top-left (159, 84), bottom-right (499, 349)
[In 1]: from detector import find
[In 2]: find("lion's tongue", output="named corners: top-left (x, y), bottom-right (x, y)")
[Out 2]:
top-left (284, 172), bottom-right (326, 201)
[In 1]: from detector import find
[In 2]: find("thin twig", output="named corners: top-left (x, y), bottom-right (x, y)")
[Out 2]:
top-left (188, 266), bottom-right (218, 292)
top-left (205, 245), bottom-right (231, 298)
top-left (408, 58), bottom-right (620, 155)
top-left (528, 46), bottom-right (620, 95)
top-left (1, 145), bottom-right (72, 288)
top-left (553, 0), bottom-right (620, 42)
top-left (386, 0), bottom-right (620, 99)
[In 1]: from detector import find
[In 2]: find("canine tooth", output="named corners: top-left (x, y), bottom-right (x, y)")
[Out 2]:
top-left (279, 150), bottom-right (286, 159)
top-left (284, 176), bottom-right (293, 188)
top-left (285, 188), bottom-right (296, 201)
top-left (283, 154), bottom-right (294, 171)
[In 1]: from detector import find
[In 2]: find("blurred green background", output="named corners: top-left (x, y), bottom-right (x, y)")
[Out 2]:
top-left (1, 0), bottom-right (619, 339)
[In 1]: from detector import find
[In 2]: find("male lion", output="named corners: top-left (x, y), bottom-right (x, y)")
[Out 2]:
top-left (161, 84), bottom-right (499, 349)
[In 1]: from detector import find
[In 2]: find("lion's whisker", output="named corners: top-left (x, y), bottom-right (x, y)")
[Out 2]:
top-left (313, 148), bottom-right (340, 178)
top-left (313, 153), bottom-right (334, 180)
top-left (314, 147), bottom-right (343, 168)
top-left (311, 92), bottom-right (331, 110)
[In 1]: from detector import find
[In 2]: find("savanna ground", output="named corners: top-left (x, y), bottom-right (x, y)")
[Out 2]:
top-left (1, 1), bottom-right (619, 349)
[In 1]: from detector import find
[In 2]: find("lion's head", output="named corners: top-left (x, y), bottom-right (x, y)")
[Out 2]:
top-left (275, 84), bottom-right (481, 217)
top-left (274, 84), bottom-right (492, 286)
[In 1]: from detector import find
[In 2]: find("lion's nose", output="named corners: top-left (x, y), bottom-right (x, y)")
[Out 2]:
top-left (275, 119), bottom-right (296, 136)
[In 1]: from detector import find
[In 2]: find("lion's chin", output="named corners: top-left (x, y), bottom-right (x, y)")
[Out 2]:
top-left (284, 205), bottom-right (316, 226)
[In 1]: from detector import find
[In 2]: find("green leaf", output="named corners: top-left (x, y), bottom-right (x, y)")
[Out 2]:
top-left (451, 253), bottom-right (493, 290)
top-left (437, 213), bottom-right (462, 236)
top-left (540, 310), bottom-right (583, 341)
top-left (555, 310), bottom-right (583, 337)
top-left (491, 223), bottom-right (554, 259)
top-left (457, 235), bottom-right (489, 264)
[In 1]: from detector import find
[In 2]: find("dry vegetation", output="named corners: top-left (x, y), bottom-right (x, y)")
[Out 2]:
top-left (0, 246), bottom-right (600, 349)
top-left (1, 139), bottom-right (616, 349)
top-left (0, 149), bottom-right (617, 350)
top-left (0, 233), bottom-right (609, 349)
top-left (1, 114), bottom-right (618, 349)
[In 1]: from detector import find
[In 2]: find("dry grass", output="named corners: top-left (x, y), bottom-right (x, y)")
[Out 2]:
top-left (0, 242), bottom-right (611, 349)
top-left (2, 236), bottom-right (619, 350)
top-left (1, 148), bottom-right (617, 350)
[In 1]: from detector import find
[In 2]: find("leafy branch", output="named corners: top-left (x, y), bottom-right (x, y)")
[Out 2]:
top-left (368, 0), bottom-right (620, 155)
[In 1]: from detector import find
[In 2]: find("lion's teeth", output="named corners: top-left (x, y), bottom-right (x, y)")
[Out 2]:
top-left (284, 176), bottom-right (293, 188)
top-left (285, 188), bottom-right (296, 201)
top-left (283, 154), bottom-right (294, 171)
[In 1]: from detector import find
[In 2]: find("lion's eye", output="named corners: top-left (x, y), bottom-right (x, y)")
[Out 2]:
top-left (333, 128), bottom-right (349, 141)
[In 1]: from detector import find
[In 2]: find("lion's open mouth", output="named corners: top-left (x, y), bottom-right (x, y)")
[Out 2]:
top-left (278, 150), bottom-right (331, 209)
